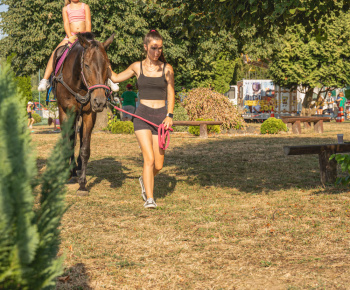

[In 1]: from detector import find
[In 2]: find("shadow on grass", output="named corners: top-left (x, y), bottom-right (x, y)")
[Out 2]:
top-left (32, 127), bottom-right (61, 134)
top-left (165, 135), bottom-right (349, 194)
top-left (56, 263), bottom-right (92, 289)
top-left (87, 157), bottom-right (127, 190)
top-left (154, 173), bottom-right (177, 200)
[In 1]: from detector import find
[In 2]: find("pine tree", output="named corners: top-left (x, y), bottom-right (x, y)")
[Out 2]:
top-left (0, 62), bottom-right (73, 289)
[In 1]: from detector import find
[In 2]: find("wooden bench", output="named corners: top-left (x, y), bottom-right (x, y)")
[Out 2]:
top-left (280, 116), bottom-right (331, 134)
top-left (172, 121), bottom-right (223, 138)
top-left (284, 143), bottom-right (350, 185)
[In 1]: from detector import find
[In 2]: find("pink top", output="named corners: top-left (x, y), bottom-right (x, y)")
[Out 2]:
top-left (67, 3), bottom-right (86, 23)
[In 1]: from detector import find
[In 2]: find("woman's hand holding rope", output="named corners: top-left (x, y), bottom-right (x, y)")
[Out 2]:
top-left (162, 116), bottom-right (173, 130)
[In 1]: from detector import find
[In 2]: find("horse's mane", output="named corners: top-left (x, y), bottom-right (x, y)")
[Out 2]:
top-left (79, 32), bottom-right (100, 48)
top-left (80, 32), bottom-right (94, 40)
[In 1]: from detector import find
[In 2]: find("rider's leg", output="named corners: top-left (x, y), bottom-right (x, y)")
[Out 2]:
top-left (38, 39), bottom-right (69, 91)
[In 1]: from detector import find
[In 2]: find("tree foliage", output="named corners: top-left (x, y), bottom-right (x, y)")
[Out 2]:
top-left (6, 54), bottom-right (32, 103)
top-left (0, 62), bottom-right (73, 288)
top-left (0, 0), bottom-right (239, 92)
top-left (268, 11), bottom-right (350, 106)
top-left (212, 54), bottom-right (236, 94)
top-left (155, 0), bottom-right (350, 39)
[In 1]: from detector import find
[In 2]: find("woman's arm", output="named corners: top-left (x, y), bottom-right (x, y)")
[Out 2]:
top-left (62, 7), bottom-right (71, 37)
top-left (163, 64), bottom-right (175, 129)
top-left (110, 63), bottom-right (138, 83)
top-left (85, 4), bottom-right (91, 32)
top-left (165, 64), bottom-right (175, 114)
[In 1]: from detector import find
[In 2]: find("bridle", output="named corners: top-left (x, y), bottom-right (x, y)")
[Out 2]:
top-left (80, 47), bottom-right (111, 104)
top-left (53, 39), bottom-right (111, 107)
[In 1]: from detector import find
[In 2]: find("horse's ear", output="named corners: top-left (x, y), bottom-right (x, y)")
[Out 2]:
top-left (77, 33), bottom-right (90, 49)
top-left (103, 33), bottom-right (115, 51)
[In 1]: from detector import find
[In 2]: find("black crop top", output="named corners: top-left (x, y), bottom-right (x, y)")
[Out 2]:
top-left (136, 61), bottom-right (167, 101)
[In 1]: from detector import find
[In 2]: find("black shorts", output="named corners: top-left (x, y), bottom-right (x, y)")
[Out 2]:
top-left (133, 104), bottom-right (166, 135)
top-left (28, 112), bottom-right (32, 119)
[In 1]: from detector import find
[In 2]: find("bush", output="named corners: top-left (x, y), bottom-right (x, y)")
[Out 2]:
top-left (107, 116), bottom-right (134, 134)
top-left (260, 117), bottom-right (287, 134)
top-left (183, 87), bottom-right (245, 130)
top-left (189, 118), bottom-right (221, 136)
top-left (32, 112), bottom-right (41, 124)
top-left (331, 154), bottom-right (350, 186)
top-left (173, 102), bottom-right (190, 132)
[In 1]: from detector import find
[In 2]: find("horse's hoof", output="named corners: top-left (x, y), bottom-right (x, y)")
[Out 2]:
top-left (67, 177), bottom-right (78, 184)
top-left (76, 190), bottom-right (89, 196)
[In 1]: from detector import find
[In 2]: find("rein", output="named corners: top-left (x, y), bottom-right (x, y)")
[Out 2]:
top-left (108, 101), bottom-right (173, 150)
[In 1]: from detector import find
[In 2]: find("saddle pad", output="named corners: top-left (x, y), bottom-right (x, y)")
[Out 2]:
top-left (54, 39), bottom-right (78, 75)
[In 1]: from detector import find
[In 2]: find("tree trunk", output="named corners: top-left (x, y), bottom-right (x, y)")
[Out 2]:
top-left (301, 88), bottom-right (314, 116)
top-left (93, 106), bottom-right (112, 131)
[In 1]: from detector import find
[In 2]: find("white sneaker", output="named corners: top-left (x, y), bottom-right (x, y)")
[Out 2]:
top-left (144, 198), bottom-right (157, 209)
top-left (139, 176), bottom-right (147, 201)
top-left (38, 79), bottom-right (50, 91)
top-left (108, 79), bottom-right (119, 92)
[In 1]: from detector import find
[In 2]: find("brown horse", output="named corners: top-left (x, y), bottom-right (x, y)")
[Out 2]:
top-left (53, 32), bottom-right (114, 196)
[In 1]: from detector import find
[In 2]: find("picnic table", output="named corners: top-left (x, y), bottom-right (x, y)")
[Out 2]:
top-left (284, 143), bottom-right (350, 185)
top-left (280, 116), bottom-right (331, 134)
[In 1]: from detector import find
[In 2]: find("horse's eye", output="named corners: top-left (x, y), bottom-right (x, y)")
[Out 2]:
top-left (84, 64), bottom-right (90, 69)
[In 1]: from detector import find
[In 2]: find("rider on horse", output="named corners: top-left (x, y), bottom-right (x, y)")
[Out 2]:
top-left (38, 0), bottom-right (118, 92)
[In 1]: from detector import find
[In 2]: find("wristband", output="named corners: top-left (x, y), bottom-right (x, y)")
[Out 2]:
top-left (166, 113), bottom-right (173, 118)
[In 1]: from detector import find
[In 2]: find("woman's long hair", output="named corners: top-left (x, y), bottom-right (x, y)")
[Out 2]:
top-left (143, 30), bottom-right (166, 63)
top-left (64, 0), bottom-right (71, 6)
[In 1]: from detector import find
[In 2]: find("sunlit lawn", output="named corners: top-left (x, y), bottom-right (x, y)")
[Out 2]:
top-left (32, 121), bottom-right (350, 289)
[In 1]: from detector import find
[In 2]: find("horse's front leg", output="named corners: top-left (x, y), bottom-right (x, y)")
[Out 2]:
top-left (76, 111), bottom-right (96, 196)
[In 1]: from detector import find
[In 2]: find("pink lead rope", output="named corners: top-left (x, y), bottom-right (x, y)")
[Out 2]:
top-left (110, 103), bottom-right (173, 150)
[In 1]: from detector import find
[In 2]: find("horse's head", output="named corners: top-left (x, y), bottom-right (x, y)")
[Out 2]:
top-left (78, 33), bottom-right (114, 112)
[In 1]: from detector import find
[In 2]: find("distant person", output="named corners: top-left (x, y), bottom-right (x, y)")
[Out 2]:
top-left (27, 101), bottom-right (35, 129)
top-left (325, 91), bottom-right (335, 116)
top-left (336, 92), bottom-right (347, 116)
top-left (120, 84), bottom-right (138, 121)
top-left (316, 95), bottom-right (325, 115)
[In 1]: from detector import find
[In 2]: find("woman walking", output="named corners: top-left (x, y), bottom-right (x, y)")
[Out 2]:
top-left (110, 30), bottom-right (175, 209)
